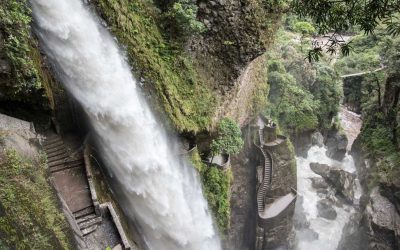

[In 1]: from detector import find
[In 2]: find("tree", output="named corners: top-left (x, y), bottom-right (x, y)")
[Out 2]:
top-left (210, 118), bottom-right (244, 156)
top-left (292, 0), bottom-right (400, 61)
top-left (293, 21), bottom-right (316, 51)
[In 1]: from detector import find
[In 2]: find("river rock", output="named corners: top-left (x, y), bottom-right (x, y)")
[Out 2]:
top-left (317, 199), bottom-right (337, 220)
top-left (325, 129), bottom-right (348, 161)
top-left (310, 177), bottom-right (329, 189)
top-left (327, 168), bottom-right (355, 203)
top-left (311, 131), bottom-right (324, 147)
top-left (364, 187), bottom-right (400, 249)
top-left (309, 162), bottom-right (330, 177)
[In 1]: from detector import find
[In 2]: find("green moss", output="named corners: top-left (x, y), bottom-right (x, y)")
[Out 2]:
top-left (0, 150), bottom-right (73, 249)
top-left (190, 151), bottom-right (231, 232)
top-left (93, 0), bottom-right (215, 132)
top-left (0, 1), bottom-right (44, 100)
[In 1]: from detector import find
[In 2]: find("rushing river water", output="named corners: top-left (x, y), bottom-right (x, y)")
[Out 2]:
top-left (30, 0), bottom-right (220, 249)
top-left (294, 108), bottom-right (363, 250)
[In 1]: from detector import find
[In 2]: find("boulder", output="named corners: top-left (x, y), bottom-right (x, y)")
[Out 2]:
top-left (311, 131), bottom-right (324, 147)
top-left (327, 168), bottom-right (356, 203)
top-left (310, 177), bottom-right (328, 189)
top-left (317, 199), bottom-right (337, 220)
top-left (310, 162), bottom-right (356, 203)
top-left (325, 130), bottom-right (348, 161)
top-left (364, 187), bottom-right (400, 249)
top-left (309, 162), bottom-right (330, 178)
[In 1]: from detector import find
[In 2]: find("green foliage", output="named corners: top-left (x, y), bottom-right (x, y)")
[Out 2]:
top-left (267, 70), bottom-right (319, 131)
top-left (311, 64), bottom-right (343, 128)
top-left (94, 0), bottom-right (215, 132)
top-left (200, 166), bottom-right (232, 232)
top-left (0, 150), bottom-right (72, 249)
top-left (210, 118), bottom-right (244, 155)
top-left (189, 151), bottom-right (232, 232)
top-left (292, 0), bottom-right (400, 58)
top-left (0, 0), bottom-right (42, 95)
top-left (293, 21), bottom-right (316, 36)
top-left (164, 0), bottom-right (206, 38)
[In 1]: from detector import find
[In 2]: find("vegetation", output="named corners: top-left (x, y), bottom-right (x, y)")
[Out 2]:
top-left (293, 0), bottom-right (400, 60)
top-left (265, 25), bottom-right (343, 133)
top-left (162, 0), bottom-right (206, 40)
top-left (335, 27), bottom-right (400, 186)
top-left (190, 151), bottom-right (232, 232)
top-left (94, 0), bottom-right (215, 132)
top-left (0, 0), bottom-right (45, 103)
top-left (210, 118), bottom-right (244, 156)
top-left (0, 149), bottom-right (72, 249)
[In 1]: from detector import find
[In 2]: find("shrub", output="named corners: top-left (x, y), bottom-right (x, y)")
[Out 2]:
top-left (164, 0), bottom-right (205, 38)
top-left (210, 118), bottom-right (244, 156)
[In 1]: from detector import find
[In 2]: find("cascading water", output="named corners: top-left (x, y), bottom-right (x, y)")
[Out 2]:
top-left (294, 107), bottom-right (363, 250)
top-left (30, 0), bottom-right (221, 249)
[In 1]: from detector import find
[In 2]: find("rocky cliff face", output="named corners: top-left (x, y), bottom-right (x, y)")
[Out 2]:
top-left (193, 0), bottom-right (279, 90)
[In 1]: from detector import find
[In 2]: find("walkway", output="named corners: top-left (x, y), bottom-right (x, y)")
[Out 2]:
top-left (255, 116), bottom-right (297, 222)
top-left (340, 66), bottom-right (385, 78)
top-left (255, 129), bottom-right (272, 215)
top-left (259, 191), bottom-right (297, 219)
top-left (44, 133), bottom-right (102, 236)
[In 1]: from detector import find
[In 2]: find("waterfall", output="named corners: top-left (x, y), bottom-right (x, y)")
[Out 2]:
top-left (30, 0), bottom-right (221, 249)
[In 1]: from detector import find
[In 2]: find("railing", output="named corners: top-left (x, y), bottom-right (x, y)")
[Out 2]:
top-left (254, 129), bottom-right (273, 215)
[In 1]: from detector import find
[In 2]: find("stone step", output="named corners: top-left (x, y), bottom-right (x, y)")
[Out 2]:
top-left (44, 140), bottom-right (64, 150)
top-left (76, 213), bottom-right (98, 224)
top-left (48, 158), bottom-right (67, 168)
top-left (45, 145), bottom-right (65, 154)
top-left (81, 224), bottom-right (98, 236)
top-left (50, 161), bottom-right (83, 173)
top-left (48, 156), bottom-right (83, 168)
top-left (78, 216), bottom-right (102, 230)
top-left (73, 206), bottom-right (95, 219)
top-left (47, 151), bottom-right (68, 161)
top-left (48, 153), bottom-right (68, 163)
top-left (44, 136), bottom-right (62, 145)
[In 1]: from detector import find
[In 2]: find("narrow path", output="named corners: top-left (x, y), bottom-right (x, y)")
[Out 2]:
top-left (44, 133), bottom-right (102, 236)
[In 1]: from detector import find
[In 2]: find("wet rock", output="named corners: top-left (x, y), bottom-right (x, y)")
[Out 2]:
top-left (325, 129), bottom-right (348, 161)
top-left (317, 199), bottom-right (337, 220)
top-left (327, 168), bottom-right (355, 203)
top-left (310, 162), bottom-right (356, 203)
top-left (363, 187), bottom-right (400, 249)
top-left (310, 177), bottom-right (328, 189)
top-left (311, 131), bottom-right (324, 147)
top-left (309, 163), bottom-right (330, 177)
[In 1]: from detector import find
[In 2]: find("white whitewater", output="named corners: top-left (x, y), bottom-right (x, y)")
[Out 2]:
top-left (295, 146), bottom-right (357, 250)
top-left (295, 108), bottom-right (363, 250)
top-left (30, 0), bottom-right (220, 249)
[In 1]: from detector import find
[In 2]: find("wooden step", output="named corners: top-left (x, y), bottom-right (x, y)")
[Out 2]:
top-left (73, 206), bottom-right (95, 219)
